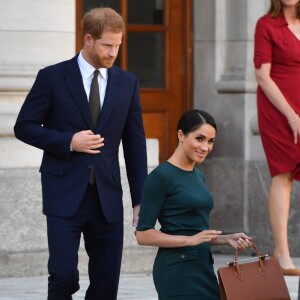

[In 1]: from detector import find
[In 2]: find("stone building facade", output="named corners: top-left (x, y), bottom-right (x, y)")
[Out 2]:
top-left (1, 0), bottom-right (300, 276)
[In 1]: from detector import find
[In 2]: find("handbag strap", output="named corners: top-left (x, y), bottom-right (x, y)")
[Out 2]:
top-left (233, 242), bottom-right (267, 279)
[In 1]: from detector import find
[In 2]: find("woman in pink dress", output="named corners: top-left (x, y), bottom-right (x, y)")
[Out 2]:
top-left (254, 0), bottom-right (300, 275)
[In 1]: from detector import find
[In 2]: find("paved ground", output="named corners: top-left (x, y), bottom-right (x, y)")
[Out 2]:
top-left (0, 254), bottom-right (299, 299)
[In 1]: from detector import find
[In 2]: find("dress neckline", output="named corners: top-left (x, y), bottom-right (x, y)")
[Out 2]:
top-left (165, 160), bottom-right (195, 173)
top-left (283, 15), bottom-right (300, 41)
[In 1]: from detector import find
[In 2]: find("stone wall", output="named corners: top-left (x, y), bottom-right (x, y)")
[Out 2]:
top-left (193, 0), bottom-right (300, 259)
top-left (2, 0), bottom-right (300, 278)
top-left (202, 159), bottom-right (300, 257)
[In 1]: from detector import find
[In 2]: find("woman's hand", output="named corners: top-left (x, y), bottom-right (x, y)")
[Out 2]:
top-left (226, 233), bottom-right (252, 251)
top-left (189, 230), bottom-right (222, 246)
top-left (255, 64), bottom-right (300, 144)
top-left (288, 114), bottom-right (300, 144)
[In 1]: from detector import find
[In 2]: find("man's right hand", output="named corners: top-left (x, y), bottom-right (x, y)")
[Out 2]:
top-left (71, 130), bottom-right (104, 154)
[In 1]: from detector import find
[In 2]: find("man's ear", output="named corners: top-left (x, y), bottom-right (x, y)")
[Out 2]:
top-left (84, 34), bottom-right (93, 46)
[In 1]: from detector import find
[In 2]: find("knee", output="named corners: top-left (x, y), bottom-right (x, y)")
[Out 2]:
top-left (49, 268), bottom-right (79, 291)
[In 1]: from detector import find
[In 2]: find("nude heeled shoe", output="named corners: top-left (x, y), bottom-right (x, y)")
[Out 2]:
top-left (281, 267), bottom-right (300, 276)
top-left (271, 255), bottom-right (300, 276)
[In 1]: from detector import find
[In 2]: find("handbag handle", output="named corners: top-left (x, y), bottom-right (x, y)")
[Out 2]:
top-left (233, 242), bottom-right (267, 280)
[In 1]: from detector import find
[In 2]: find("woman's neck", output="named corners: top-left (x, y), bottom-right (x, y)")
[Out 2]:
top-left (167, 149), bottom-right (195, 171)
top-left (283, 6), bottom-right (299, 24)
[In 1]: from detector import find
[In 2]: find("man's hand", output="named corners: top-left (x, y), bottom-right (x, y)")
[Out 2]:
top-left (133, 204), bottom-right (140, 227)
top-left (71, 130), bottom-right (104, 153)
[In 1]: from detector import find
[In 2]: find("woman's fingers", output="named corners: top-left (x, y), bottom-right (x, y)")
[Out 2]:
top-left (191, 230), bottom-right (222, 245)
top-left (202, 230), bottom-right (222, 239)
top-left (237, 238), bottom-right (253, 251)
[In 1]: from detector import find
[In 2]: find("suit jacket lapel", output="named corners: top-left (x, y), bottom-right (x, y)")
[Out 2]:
top-left (99, 66), bottom-right (121, 130)
top-left (64, 55), bottom-right (93, 129)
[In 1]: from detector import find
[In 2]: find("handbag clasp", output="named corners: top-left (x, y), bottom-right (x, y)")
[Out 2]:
top-left (227, 254), bottom-right (269, 266)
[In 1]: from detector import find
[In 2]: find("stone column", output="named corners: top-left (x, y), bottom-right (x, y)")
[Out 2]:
top-left (214, 0), bottom-right (268, 161)
top-left (0, 0), bottom-right (75, 168)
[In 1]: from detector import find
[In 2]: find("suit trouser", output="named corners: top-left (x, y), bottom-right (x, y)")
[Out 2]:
top-left (46, 184), bottom-right (124, 300)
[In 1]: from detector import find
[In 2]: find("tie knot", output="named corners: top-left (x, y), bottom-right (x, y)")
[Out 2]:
top-left (94, 69), bottom-right (100, 77)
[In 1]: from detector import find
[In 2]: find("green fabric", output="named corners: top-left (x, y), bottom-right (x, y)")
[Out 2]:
top-left (153, 245), bottom-right (220, 299)
top-left (137, 161), bottom-right (213, 234)
top-left (137, 161), bottom-right (220, 299)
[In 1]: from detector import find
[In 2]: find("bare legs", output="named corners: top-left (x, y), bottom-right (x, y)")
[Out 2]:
top-left (268, 172), bottom-right (295, 269)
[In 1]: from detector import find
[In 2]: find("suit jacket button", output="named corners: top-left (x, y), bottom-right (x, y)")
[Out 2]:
top-left (180, 254), bottom-right (186, 259)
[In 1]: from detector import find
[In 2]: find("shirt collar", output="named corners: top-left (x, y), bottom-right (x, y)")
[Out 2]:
top-left (78, 51), bottom-right (108, 80)
top-left (272, 14), bottom-right (288, 28)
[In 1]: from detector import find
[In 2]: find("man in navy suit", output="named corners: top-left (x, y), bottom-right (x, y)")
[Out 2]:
top-left (14, 7), bottom-right (147, 300)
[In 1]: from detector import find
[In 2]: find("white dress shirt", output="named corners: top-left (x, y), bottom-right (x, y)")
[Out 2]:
top-left (77, 51), bottom-right (108, 109)
top-left (70, 52), bottom-right (108, 151)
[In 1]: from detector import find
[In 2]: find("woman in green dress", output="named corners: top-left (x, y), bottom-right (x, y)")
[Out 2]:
top-left (136, 109), bottom-right (252, 299)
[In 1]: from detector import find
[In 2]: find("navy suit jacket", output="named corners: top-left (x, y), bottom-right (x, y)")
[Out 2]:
top-left (14, 55), bottom-right (148, 222)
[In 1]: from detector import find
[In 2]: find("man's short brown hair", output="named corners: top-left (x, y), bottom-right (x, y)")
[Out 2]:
top-left (82, 7), bottom-right (125, 39)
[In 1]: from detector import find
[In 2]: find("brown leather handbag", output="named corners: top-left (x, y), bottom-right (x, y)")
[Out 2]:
top-left (217, 242), bottom-right (291, 300)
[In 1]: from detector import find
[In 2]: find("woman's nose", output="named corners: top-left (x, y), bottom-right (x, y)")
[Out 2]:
top-left (201, 143), bottom-right (209, 151)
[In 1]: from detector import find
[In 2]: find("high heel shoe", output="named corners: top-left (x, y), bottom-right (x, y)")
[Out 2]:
top-left (281, 267), bottom-right (300, 276)
top-left (271, 255), bottom-right (300, 276)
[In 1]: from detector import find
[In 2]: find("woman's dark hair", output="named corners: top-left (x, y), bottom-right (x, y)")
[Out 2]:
top-left (177, 109), bottom-right (217, 135)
